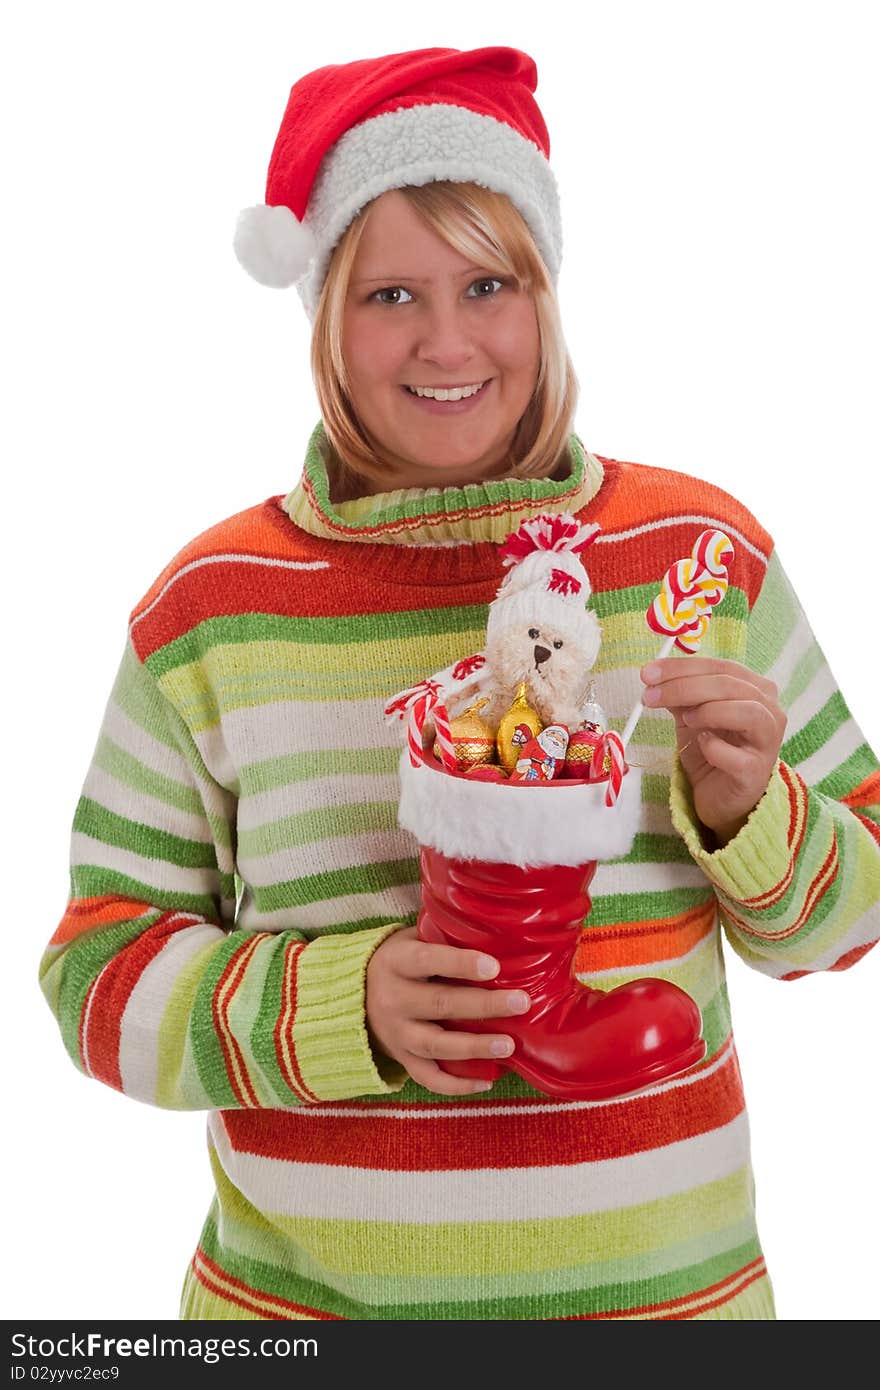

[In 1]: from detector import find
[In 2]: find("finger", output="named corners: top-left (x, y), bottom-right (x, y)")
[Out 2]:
top-left (681, 699), bottom-right (780, 748)
top-left (643, 674), bottom-right (774, 711)
top-left (406, 1022), bottom-right (515, 1063)
top-left (414, 981), bottom-right (531, 1023)
top-left (642, 658), bottom-right (779, 702)
top-left (404, 1057), bottom-right (495, 1097)
top-left (693, 729), bottom-right (762, 776)
top-left (398, 937), bottom-right (501, 984)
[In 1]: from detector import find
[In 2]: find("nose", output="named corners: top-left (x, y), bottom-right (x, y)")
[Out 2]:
top-left (534, 645), bottom-right (551, 665)
top-left (414, 298), bottom-right (477, 371)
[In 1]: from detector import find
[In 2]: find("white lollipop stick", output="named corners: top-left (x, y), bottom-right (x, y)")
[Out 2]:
top-left (620, 634), bottom-right (677, 749)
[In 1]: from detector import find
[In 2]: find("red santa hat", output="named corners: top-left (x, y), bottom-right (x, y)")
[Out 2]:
top-left (233, 46), bottom-right (562, 322)
top-left (487, 514), bottom-right (602, 655)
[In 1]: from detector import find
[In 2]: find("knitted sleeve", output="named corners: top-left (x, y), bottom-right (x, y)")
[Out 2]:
top-left (669, 548), bottom-right (880, 978)
top-left (38, 636), bottom-right (407, 1108)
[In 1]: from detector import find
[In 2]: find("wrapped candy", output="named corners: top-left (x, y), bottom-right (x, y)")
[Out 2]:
top-left (433, 698), bottom-right (495, 771)
top-left (495, 682), bottom-right (543, 773)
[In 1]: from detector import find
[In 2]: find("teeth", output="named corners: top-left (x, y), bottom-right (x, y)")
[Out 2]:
top-left (407, 382), bottom-right (485, 401)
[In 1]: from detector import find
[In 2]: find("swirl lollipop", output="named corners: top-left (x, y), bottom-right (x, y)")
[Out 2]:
top-left (621, 529), bottom-right (734, 748)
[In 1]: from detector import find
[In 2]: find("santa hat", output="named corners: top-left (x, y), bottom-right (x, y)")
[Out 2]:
top-left (233, 46), bottom-right (562, 322)
top-left (487, 514), bottom-right (601, 652)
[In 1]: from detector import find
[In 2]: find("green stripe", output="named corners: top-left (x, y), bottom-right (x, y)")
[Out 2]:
top-left (586, 888), bottom-right (712, 927)
top-left (251, 858), bottom-right (421, 913)
top-left (94, 735), bottom-right (205, 815)
top-left (238, 800), bottom-right (399, 857)
top-left (69, 864), bottom-right (226, 919)
top-left (781, 691), bottom-right (850, 766)
top-left (196, 1206), bottom-right (762, 1318)
top-left (73, 796), bottom-right (217, 870)
top-left (239, 746), bottom-right (400, 795)
top-left (621, 832), bottom-right (694, 865)
top-left (144, 606), bottom-right (492, 678)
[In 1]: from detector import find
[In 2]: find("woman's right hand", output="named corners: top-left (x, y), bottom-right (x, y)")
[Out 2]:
top-left (365, 926), bottom-right (530, 1095)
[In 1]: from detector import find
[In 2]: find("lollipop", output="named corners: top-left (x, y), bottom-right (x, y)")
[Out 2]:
top-left (621, 529), bottom-right (734, 749)
top-left (646, 529), bottom-right (732, 654)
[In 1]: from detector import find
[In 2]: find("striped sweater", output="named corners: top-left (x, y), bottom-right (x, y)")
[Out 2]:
top-left (40, 421), bottom-right (880, 1320)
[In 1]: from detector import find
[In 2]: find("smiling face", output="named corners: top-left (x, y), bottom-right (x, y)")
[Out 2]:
top-left (340, 189), bottom-right (541, 490)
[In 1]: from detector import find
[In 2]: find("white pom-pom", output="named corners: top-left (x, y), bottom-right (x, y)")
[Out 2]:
top-left (233, 204), bottom-right (317, 288)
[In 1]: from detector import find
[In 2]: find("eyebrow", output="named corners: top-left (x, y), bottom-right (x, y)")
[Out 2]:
top-left (351, 267), bottom-right (490, 286)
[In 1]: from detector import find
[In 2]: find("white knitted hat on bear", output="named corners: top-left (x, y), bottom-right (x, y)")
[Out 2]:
top-left (486, 515), bottom-right (602, 652)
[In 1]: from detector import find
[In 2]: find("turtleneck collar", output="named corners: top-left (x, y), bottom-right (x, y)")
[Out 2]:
top-left (282, 421), bottom-right (605, 547)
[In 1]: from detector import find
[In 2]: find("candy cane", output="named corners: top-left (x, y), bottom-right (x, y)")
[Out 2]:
top-left (406, 691), bottom-right (457, 772)
top-left (621, 529), bottom-right (735, 749)
top-left (589, 730), bottom-right (626, 807)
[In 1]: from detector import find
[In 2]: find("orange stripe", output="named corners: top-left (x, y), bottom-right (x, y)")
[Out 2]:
top-left (841, 768), bottom-right (880, 810)
top-left (51, 895), bottom-right (156, 945)
top-left (574, 901), bottom-right (715, 972)
top-left (212, 935), bottom-right (267, 1108)
top-left (274, 940), bottom-right (319, 1104)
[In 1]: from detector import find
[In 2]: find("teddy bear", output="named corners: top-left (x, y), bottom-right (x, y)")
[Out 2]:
top-left (445, 513), bottom-right (603, 733)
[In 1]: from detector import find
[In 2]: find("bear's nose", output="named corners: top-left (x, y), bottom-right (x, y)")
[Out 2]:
top-left (534, 645), bottom-right (551, 665)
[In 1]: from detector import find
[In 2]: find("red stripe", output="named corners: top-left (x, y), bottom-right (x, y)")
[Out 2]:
top-left (212, 935), bottom-right (266, 1108)
top-left (273, 940), bottom-right (319, 1104)
top-left (192, 1248), bottom-right (342, 1320)
top-left (221, 1043), bottom-right (743, 1171)
top-left (782, 937), bottom-right (879, 979)
top-left (736, 764), bottom-right (807, 909)
top-left (851, 809), bottom-right (880, 847)
top-left (81, 913), bottom-right (199, 1090)
top-left (561, 1256), bottom-right (766, 1320)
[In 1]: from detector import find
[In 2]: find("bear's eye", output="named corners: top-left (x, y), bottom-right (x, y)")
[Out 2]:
top-left (553, 639), bottom-right (564, 650)
top-left (528, 628), bottom-right (540, 639)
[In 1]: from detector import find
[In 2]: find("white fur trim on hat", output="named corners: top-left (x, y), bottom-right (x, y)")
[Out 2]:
top-left (398, 753), bottom-right (642, 868)
top-left (292, 103), bottom-right (562, 321)
top-left (233, 204), bottom-right (318, 289)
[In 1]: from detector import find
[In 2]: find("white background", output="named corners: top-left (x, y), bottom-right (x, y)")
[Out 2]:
top-left (4, 0), bottom-right (878, 1321)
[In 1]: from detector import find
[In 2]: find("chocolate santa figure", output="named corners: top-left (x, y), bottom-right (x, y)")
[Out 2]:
top-left (510, 723), bottom-right (570, 782)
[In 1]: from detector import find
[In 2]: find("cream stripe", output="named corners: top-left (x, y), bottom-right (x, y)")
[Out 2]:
top-left (82, 764), bottom-right (213, 842)
top-left (102, 701), bottom-right (194, 781)
top-left (767, 608), bottom-right (815, 692)
top-left (70, 832), bottom-right (219, 898)
top-left (594, 514), bottom-right (770, 565)
top-left (130, 553), bottom-right (330, 631)
top-left (784, 663), bottom-right (839, 739)
top-left (236, 882), bottom-right (420, 934)
top-left (208, 1110), bottom-right (751, 1222)
top-left (118, 920), bottom-right (222, 1100)
top-left (238, 828), bottom-right (412, 887)
top-left (238, 773), bottom-right (400, 832)
top-left (793, 717), bottom-right (863, 785)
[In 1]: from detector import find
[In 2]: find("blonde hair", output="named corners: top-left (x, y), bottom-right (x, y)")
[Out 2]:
top-left (310, 181), bottom-right (579, 494)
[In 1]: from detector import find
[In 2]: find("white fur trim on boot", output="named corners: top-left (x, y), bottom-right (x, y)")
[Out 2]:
top-left (398, 754), bottom-right (643, 868)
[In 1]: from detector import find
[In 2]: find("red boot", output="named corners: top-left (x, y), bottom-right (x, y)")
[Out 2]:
top-left (417, 848), bottom-right (705, 1100)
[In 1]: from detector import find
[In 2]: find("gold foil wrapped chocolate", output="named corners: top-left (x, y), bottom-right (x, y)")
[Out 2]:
top-left (496, 682), bottom-right (543, 773)
top-left (433, 698), bottom-right (495, 771)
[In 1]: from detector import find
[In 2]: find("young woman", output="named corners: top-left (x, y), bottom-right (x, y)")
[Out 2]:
top-left (40, 45), bottom-right (880, 1320)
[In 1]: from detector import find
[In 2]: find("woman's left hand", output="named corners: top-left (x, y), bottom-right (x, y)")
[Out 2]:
top-left (640, 657), bottom-right (787, 845)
